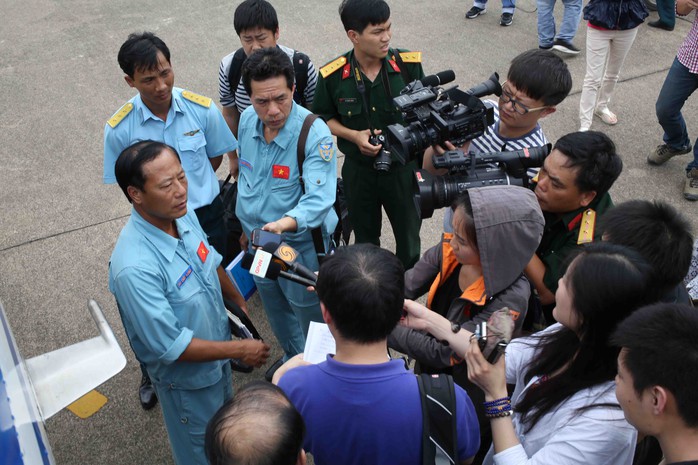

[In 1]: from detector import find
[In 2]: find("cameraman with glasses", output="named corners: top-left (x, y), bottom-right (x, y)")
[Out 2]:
top-left (424, 49), bottom-right (571, 177)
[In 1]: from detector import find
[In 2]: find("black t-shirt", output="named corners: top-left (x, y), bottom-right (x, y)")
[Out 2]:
top-left (430, 264), bottom-right (463, 318)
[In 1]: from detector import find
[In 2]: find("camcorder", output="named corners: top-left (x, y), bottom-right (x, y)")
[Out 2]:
top-left (414, 144), bottom-right (551, 219)
top-left (385, 70), bottom-right (503, 165)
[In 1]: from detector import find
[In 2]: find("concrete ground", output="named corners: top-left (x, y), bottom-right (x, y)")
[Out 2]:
top-left (1, 0), bottom-right (696, 463)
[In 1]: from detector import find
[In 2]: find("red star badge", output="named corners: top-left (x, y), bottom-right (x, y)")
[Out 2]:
top-left (272, 164), bottom-right (290, 179)
top-left (197, 241), bottom-right (209, 263)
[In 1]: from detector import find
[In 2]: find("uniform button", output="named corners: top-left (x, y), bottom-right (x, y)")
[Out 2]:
top-left (372, 106), bottom-right (376, 112)
top-left (316, 180), bottom-right (321, 184)
top-left (348, 111), bottom-right (352, 116)
top-left (181, 417), bottom-right (188, 424)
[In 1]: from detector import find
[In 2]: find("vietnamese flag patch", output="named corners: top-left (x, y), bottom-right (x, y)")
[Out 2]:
top-left (197, 241), bottom-right (209, 263)
top-left (273, 165), bottom-right (290, 179)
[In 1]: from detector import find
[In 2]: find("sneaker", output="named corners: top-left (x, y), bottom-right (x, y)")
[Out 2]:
top-left (647, 143), bottom-right (692, 165)
top-left (500, 13), bottom-right (514, 26)
top-left (684, 168), bottom-right (698, 201)
top-left (539, 44), bottom-right (553, 50)
top-left (552, 39), bottom-right (580, 55)
top-left (465, 6), bottom-right (486, 18)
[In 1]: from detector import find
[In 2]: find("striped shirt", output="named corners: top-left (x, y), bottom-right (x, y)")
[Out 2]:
top-left (470, 100), bottom-right (548, 155)
top-left (218, 43), bottom-right (318, 113)
top-left (677, 11), bottom-right (698, 73)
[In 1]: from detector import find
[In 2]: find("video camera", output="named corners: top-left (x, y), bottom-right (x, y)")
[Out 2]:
top-left (414, 144), bottom-right (551, 219)
top-left (385, 70), bottom-right (503, 165)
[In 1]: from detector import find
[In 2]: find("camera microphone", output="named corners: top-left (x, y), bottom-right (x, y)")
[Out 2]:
top-left (242, 251), bottom-right (317, 288)
top-left (420, 70), bottom-right (456, 88)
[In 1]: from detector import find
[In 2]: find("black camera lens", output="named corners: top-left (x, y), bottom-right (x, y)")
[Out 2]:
top-left (374, 149), bottom-right (392, 172)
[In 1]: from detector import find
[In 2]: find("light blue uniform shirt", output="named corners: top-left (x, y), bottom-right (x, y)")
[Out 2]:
top-left (109, 208), bottom-right (228, 390)
top-left (103, 87), bottom-right (237, 209)
top-left (235, 102), bottom-right (338, 245)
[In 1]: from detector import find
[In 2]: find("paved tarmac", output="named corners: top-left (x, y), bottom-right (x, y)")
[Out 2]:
top-left (1, 0), bottom-right (697, 463)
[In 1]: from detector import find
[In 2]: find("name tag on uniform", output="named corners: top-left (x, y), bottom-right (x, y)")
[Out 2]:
top-left (177, 266), bottom-right (193, 289)
top-left (240, 158), bottom-right (253, 171)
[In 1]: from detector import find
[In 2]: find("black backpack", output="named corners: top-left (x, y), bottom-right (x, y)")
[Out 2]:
top-left (227, 47), bottom-right (310, 107)
top-left (417, 373), bottom-right (459, 465)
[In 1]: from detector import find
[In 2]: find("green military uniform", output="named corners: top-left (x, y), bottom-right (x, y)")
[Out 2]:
top-left (537, 192), bottom-right (614, 293)
top-left (312, 49), bottom-right (425, 269)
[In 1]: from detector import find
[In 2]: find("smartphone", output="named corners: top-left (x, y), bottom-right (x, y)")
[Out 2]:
top-left (251, 228), bottom-right (282, 249)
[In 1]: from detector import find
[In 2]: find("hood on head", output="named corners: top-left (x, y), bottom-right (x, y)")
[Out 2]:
top-left (467, 185), bottom-right (544, 296)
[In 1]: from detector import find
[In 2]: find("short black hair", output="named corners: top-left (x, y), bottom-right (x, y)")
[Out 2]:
top-left (339, 0), bottom-right (390, 33)
top-left (117, 32), bottom-right (170, 78)
top-left (507, 49), bottom-right (572, 106)
top-left (234, 0), bottom-right (279, 36)
top-left (602, 200), bottom-right (694, 299)
top-left (241, 47), bottom-right (294, 96)
top-left (205, 381), bottom-right (305, 465)
top-left (553, 131), bottom-right (622, 196)
top-left (612, 303), bottom-right (698, 428)
top-left (316, 244), bottom-right (404, 343)
top-left (115, 140), bottom-right (180, 203)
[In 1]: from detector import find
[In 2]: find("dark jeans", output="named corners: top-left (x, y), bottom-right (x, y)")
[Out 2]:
top-left (195, 196), bottom-right (228, 262)
top-left (656, 57), bottom-right (698, 172)
top-left (656, 0), bottom-right (676, 27)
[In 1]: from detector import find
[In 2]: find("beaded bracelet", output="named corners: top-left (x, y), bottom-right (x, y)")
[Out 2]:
top-left (485, 410), bottom-right (513, 419)
top-left (483, 396), bottom-right (511, 408)
top-left (484, 396), bottom-right (512, 417)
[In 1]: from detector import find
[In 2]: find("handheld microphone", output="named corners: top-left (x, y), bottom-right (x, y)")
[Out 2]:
top-left (420, 70), bottom-right (456, 88)
top-left (242, 251), bottom-right (317, 288)
top-left (262, 242), bottom-right (318, 283)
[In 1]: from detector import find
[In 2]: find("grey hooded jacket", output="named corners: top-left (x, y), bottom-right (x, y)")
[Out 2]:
top-left (389, 185), bottom-right (544, 369)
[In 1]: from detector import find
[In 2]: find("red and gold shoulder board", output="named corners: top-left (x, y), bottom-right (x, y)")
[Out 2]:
top-left (577, 209), bottom-right (597, 244)
top-left (398, 51), bottom-right (422, 63)
top-left (320, 56), bottom-right (348, 78)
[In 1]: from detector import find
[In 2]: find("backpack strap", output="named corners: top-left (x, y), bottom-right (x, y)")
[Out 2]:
top-left (417, 373), bottom-right (459, 465)
top-left (296, 114), bottom-right (326, 258)
top-left (292, 51), bottom-right (310, 107)
top-left (227, 48), bottom-right (247, 101)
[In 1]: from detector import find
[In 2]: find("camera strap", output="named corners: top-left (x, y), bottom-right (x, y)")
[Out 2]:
top-left (350, 53), bottom-right (398, 134)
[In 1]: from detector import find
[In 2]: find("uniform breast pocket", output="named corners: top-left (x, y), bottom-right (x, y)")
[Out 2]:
top-left (338, 100), bottom-right (363, 121)
top-left (168, 286), bottom-right (205, 327)
top-left (379, 101), bottom-right (403, 124)
top-left (177, 133), bottom-right (207, 170)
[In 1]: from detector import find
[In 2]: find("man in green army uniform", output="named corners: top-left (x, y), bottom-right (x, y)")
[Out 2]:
top-left (525, 131), bottom-right (621, 324)
top-left (312, 0), bottom-right (425, 269)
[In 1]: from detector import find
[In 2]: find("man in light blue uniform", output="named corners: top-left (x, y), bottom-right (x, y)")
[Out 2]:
top-left (104, 32), bottom-right (238, 263)
top-left (109, 141), bottom-right (270, 465)
top-left (236, 47), bottom-right (337, 360)
top-left (104, 32), bottom-right (244, 408)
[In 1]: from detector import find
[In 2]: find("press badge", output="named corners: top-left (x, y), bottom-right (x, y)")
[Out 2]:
top-left (177, 266), bottom-right (193, 289)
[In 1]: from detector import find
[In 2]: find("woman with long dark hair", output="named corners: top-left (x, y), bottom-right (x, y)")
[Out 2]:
top-left (401, 242), bottom-right (655, 464)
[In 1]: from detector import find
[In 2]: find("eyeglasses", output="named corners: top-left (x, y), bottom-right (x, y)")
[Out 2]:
top-left (499, 81), bottom-right (550, 115)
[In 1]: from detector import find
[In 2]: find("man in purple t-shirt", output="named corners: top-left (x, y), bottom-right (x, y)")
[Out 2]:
top-left (275, 244), bottom-right (480, 465)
